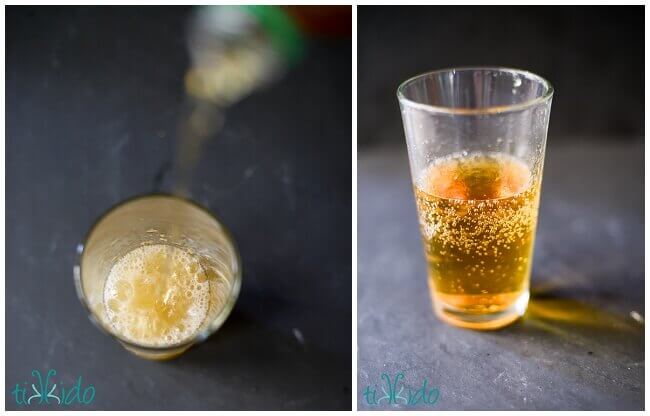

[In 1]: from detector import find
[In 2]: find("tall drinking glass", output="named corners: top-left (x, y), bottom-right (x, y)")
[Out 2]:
top-left (74, 195), bottom-right (241, 359)
top-left (397, 68), bottom-right (553, 330)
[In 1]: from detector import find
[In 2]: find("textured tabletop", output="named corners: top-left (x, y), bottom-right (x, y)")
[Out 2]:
top-left (357, 139), bottom-right (644, 410)
top-left (7, 7), bottom-right (351, 410)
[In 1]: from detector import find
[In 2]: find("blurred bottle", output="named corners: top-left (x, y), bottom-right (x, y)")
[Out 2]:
top-left (184, 5), bottom-right (305, 106)
top-left (175, 5), bottom-right (303, 195)
top-left (184, 5), bottom-right (350, 105)
top-left (174, 6), bottom-right (350, 196)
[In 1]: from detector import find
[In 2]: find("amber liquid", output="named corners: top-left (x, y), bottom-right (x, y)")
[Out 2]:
top-left (104, 244), bottom-right (210, 346)
top-left (414, 153), bottom-right (541, 324)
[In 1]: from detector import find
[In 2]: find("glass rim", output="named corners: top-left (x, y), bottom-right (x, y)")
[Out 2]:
top-left (397, 66), bottom-right (554, 115)
top-left (73, 193), bottom-right (242, 353)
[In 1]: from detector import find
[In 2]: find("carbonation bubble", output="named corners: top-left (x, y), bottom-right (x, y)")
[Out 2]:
top-left (104, 244), bottom-right (211, 346)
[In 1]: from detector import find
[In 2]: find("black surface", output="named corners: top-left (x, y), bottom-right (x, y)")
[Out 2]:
top-left (7, 6), bottom-right (351, 410)
top-left (358, 140), bottom-right (644, 410)
top-left (359, 6), bottom-right (644, 147)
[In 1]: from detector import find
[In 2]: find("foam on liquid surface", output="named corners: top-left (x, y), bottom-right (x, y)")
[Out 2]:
top-left (104, 244), bottom-right (210, 346)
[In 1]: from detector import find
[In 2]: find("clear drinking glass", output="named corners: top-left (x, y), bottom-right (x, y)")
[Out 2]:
top-left (397, 68), bottom-right (553, 330)
top-left (74, 195), bottom-right (242, 359)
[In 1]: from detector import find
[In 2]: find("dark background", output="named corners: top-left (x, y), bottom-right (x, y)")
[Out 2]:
top-left (358, 6), bottom-right (644, 410)
top-left (7, 6), bottom-right (351, 410)
top-left (359, 6), bottom-right (644, 147)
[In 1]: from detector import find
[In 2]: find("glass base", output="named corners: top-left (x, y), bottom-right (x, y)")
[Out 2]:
top-left (431, 290), bottom-right (529, 330)
top-left (121, 342), bottom-right (192, 360)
